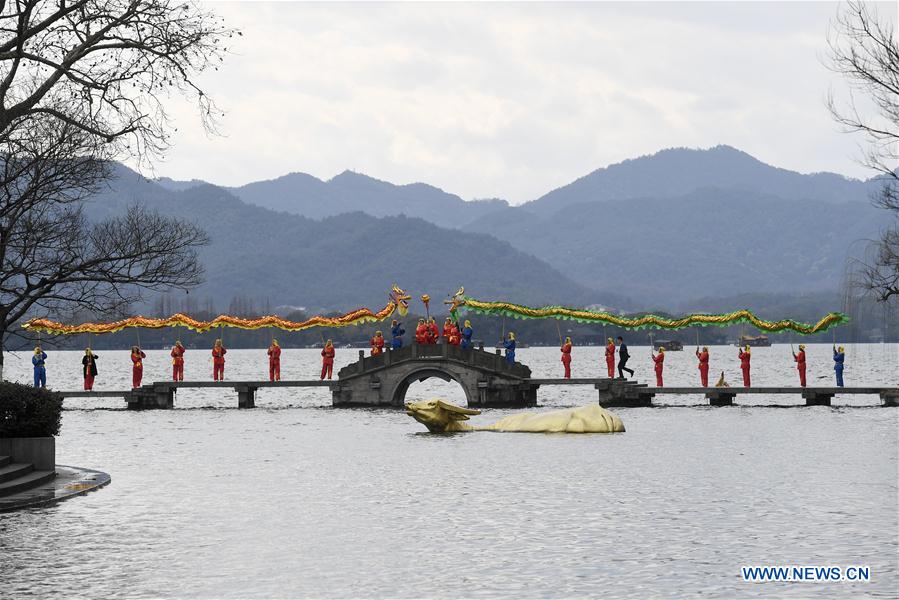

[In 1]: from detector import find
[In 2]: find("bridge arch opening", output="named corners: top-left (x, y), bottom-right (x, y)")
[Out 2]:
top-left (391, 368), bottom-right (471, 407)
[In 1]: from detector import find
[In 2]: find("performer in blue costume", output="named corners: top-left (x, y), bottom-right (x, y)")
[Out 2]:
top-left (503, 332), bottom-right (516, 364)
top-left (32, 346), bottom-right (47, 388)
top-left (832, 345), bottom-right (845, 387)
top-left (460, 320), bottom-right (474, 349)
top-left (391, 319), bottom-right (405, 349)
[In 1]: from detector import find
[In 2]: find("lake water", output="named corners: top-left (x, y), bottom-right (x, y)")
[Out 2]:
top-left (1, 344), bottom-right (897, 598)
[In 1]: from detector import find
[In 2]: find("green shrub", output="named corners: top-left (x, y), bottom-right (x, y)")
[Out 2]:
top-left (0, 382), bottom-right (63, 438)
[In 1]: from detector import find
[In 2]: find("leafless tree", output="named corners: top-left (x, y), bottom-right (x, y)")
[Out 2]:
top-left (827, 0), bottom-right (899, 301)
top-left (0, 0), bottom-right (236, 379)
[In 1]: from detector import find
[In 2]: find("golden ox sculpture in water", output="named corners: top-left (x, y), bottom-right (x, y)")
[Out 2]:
top-left (405, 399), bottom-right (625, 434)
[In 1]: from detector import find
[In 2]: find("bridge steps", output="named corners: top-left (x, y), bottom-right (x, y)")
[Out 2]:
top-left (0, 462), bottom-right (34, 484)
top-left (0, 467), bottom-right (55, 498)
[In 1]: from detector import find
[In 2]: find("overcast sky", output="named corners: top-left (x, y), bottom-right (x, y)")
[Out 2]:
top-left (150, 1), bottom-right (896, 204)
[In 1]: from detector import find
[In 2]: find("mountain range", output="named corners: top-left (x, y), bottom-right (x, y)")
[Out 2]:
top-left (88, 168), bottom-right (615, 313)
top-left (146, 145), bottom-right (886, 306)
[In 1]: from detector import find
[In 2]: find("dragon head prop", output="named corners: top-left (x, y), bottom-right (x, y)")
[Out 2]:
top-left (443, 286), bottom-right (466, 321)
top-left (390, 284), bottom-right (411, 316)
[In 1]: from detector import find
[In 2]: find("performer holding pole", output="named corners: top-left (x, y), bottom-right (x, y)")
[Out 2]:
top-left (695, 346), bottom-right (710, 387)
top-left (651, 346), bottom-right (665, 387)
top-left (738, 345), bottom-right (751, 387)
top-left (460, 320), bottom-right (474, 349)
top-left (792, 343), bottom-right (807, 387)
top-left (391, 320), bottom-right (405, 349)
top-left (82, 348), bottom-right (99, 391)
top-left (442, 317), bottom-right (455, 345)
top-left (605, 337), bottom-right (616, 378)
top-left (32, 346), bottom-right (47, 388)
top-left (503, 332), bottom-right (516, 364)
top-left (212, 338), bottom-right (227, 381)
top-left (370, 331), bottom-right (385, 356)
top-left (447, 320), bottom-right (461, 346)
top-left (414, 318), bottom-right (427, 344)
top-left (560, 335), bottom-right (572, 379)
top-left (320, 339), bottom-right (335, 380)
top-left (267, 339), bottom-right (281, 382)
top-left (833, 344), bottom-right (845, 387)
top-left (131, 345), bottom-right (146, 388)
top-left (171, 341), bottom-right (185, 381)
top-left (427, 318), bottom-right (439, 344)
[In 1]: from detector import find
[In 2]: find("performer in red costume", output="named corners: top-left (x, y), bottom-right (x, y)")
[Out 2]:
top-left (442, 318), bottom-right (455, 344)
top-left (427, 318), bottom-right (439, 344)
top-left (793, 344), bottom-right (807, 387)
top-left (447, 321), bottom-right (461, 346)
top-left (131, 345), bottom-right (146, 388)
top-left (267, 339), bottom-right (281, 381)
top-left (651, 346), bottom-right (665, 387)
top-left (212, 339), bottom-right (227, 381)
top-left (560, 336), bottom-right (572, 378)
top-left (695, 346), bottom-right (710, 387)
top-left (605, 337), bottom-right (616, 378)
top-left (415, 318), bottom-right (428, 344)
top-left (739, 345), bottom-right (751, 387)
top-left (171, 341), bottom-right (185, 381)
top-left (82, 348), bottom-right (99, 390)
top-left (370, 331), bottom-right (385, 356)
top-left (321, 340), bottom-right (335, 379)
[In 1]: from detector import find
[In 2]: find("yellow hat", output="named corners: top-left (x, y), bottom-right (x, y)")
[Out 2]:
top-left (798, 344), bottom-right (805, 350)
top-left (464, 320), bottom-right (471, 327)
top-left (838, 346), bottom-right (844, 352)
top-left (659, 346), bottom-right (665, 352)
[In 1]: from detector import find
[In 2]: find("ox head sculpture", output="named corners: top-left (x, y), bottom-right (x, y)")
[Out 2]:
top-left (404, 398), bottom-right (480, 433)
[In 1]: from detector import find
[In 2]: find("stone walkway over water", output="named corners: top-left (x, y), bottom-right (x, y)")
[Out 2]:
top-left (52, 345), bottom-right (898, 408)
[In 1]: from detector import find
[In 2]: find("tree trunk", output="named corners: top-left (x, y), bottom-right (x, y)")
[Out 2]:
top-left (0, 330), bottom-right (5, 381)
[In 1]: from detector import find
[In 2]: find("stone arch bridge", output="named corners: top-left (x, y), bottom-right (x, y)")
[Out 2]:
top-left (331, 343), bottom-right (538, 408)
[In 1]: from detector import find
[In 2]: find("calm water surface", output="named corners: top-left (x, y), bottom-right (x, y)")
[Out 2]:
top-left (0, 344), bottom-right (897, 598)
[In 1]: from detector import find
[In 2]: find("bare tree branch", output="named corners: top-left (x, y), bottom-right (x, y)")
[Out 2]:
top-left (0, 0), bottom-right (233, 378)
top-left (827, 0), bottom-right (899, 302)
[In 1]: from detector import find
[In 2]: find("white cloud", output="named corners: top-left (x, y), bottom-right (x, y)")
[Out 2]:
top-left (145, 1), bottom-right (897, 203)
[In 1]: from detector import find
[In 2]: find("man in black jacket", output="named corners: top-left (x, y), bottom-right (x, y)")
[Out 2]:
top-left (617, 336), bottom-right (634, 379)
